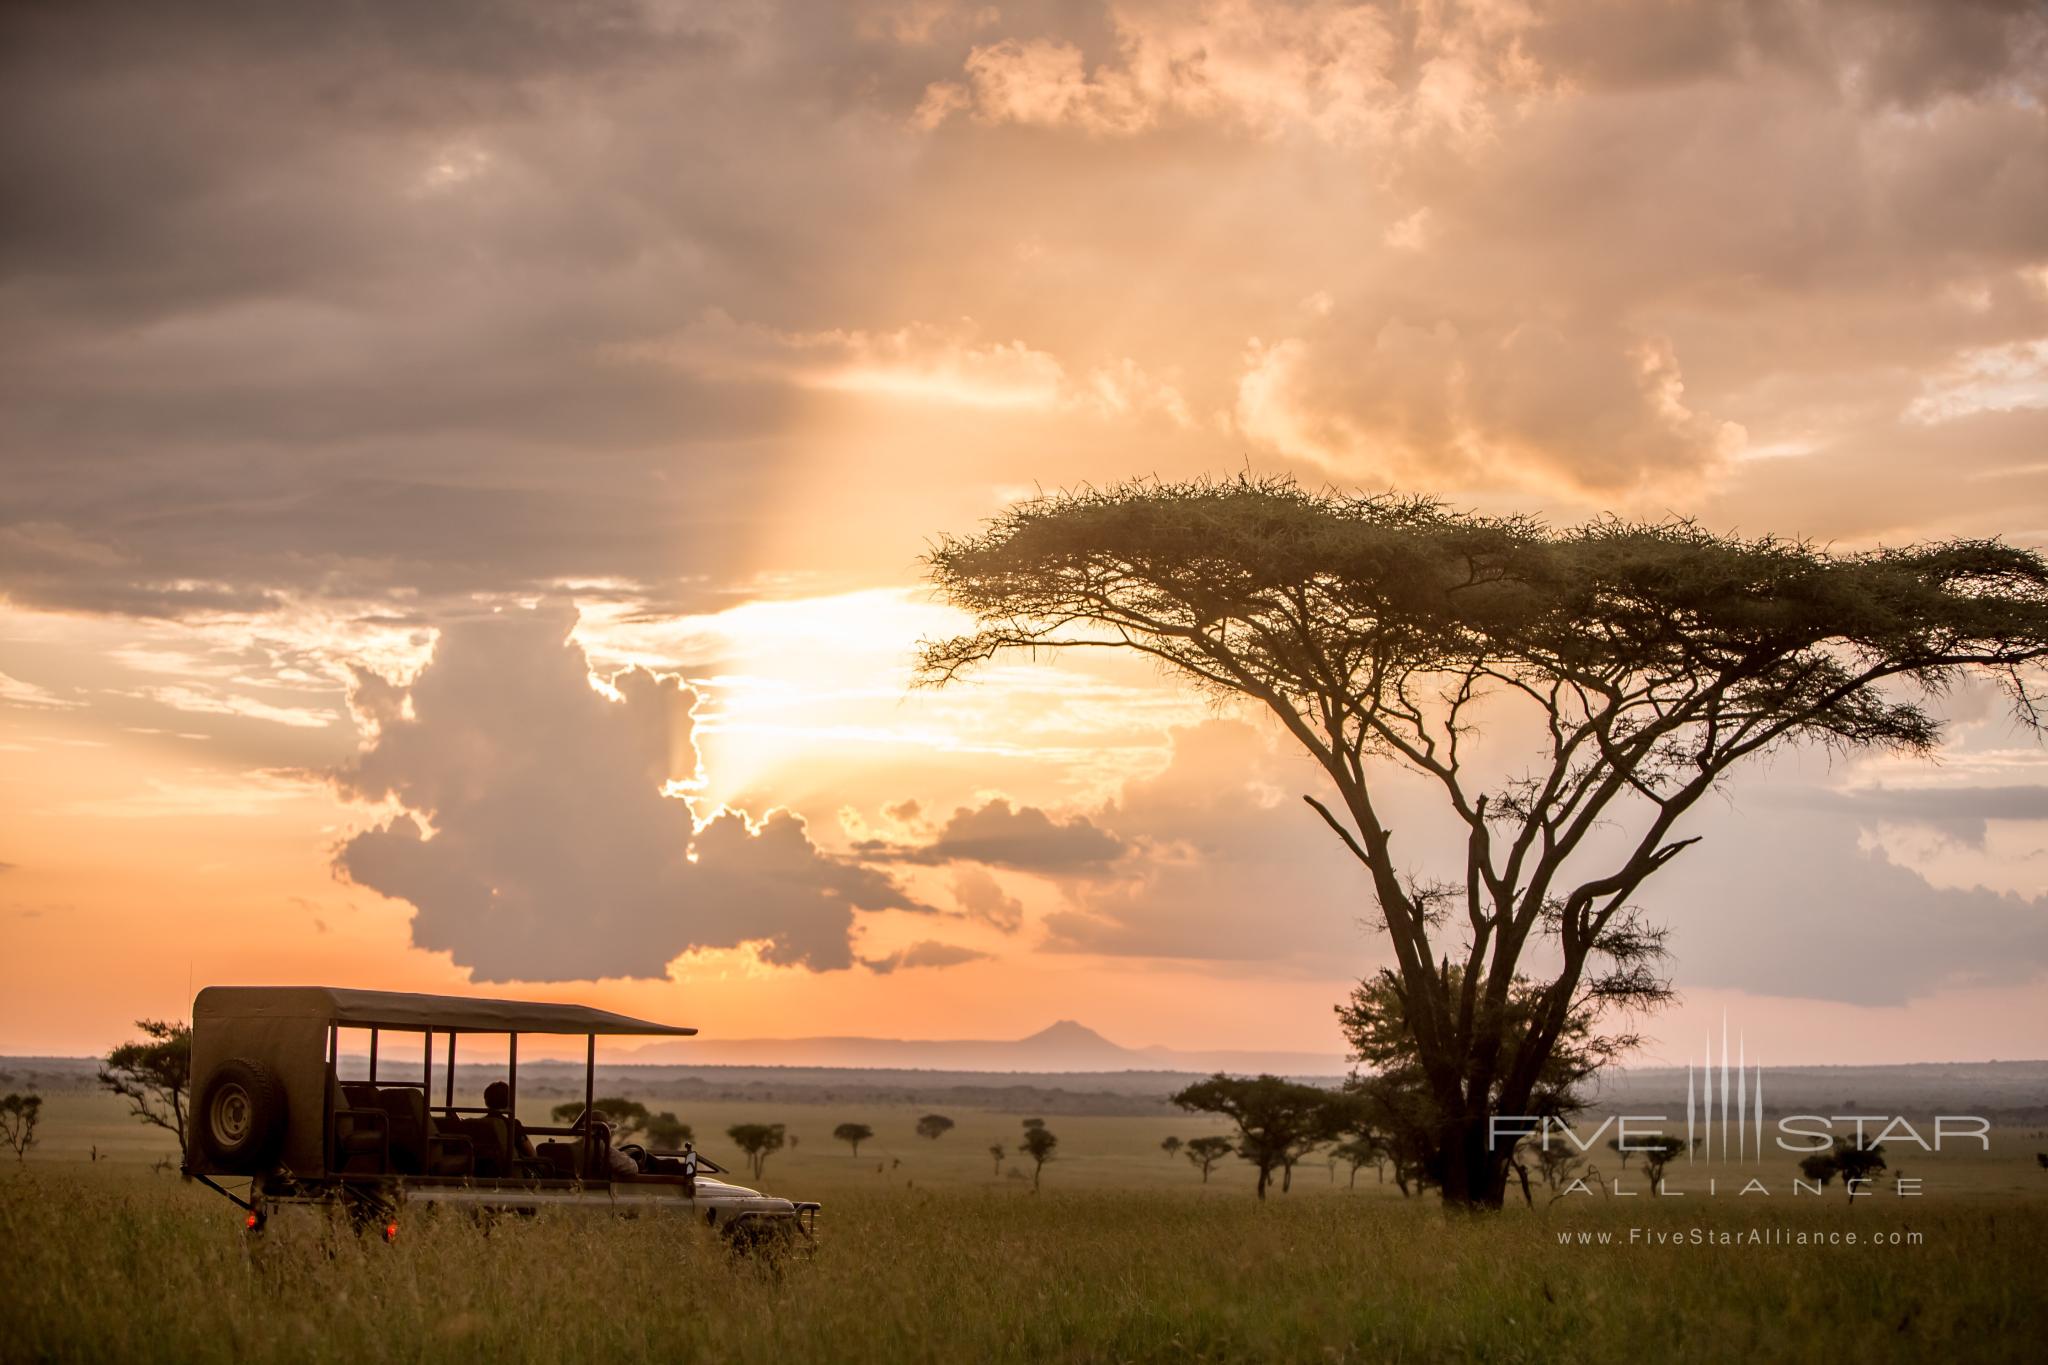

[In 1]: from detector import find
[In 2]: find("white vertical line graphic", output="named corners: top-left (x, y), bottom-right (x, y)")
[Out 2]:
top-left (1736, 1033), bottom-right (1746, 1159)
top-left (1686, 1061), bottom-right (1695, 1162)
top-left (1701, 1030), bottom-right (1713, 1161)
top-left (1754, 1062), bottom-right (1765, 1164)
top-left (1719, 1014), bottom-right (1731, 1163)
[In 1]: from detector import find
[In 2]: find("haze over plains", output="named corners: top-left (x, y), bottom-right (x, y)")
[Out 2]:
top-left (3, 1), bottom-right (2047, 1064)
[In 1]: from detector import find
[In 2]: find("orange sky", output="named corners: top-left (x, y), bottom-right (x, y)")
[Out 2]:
top-left (3, 0), bottom-right (2047, 1062)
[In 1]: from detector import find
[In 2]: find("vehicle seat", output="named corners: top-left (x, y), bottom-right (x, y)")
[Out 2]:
top-left (328, 1074), bottom-right (389, 1174)
top-left (456, 1115), bottom-right (514, 1178)
top-left (372, 1088), bottom-right (473, 1177)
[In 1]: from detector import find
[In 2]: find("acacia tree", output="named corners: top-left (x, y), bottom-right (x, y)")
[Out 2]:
top-left (988, 1141), bottom-right (1005, 1174)
top-left (1161, 1136), bottom-right (1183, 1159)
top-left (834, 1122), bottom-right (874, 1156)
top-left (1, 1093), bottom-right (40, 1162)
top-left (922, 477), bottom-right (2048, 1208)
top-left (1331, 1135), bottom-right (1382, 1188)
top-left (915, 1113), bottom-right (956, 1141)
top-left (552, 1097), bottom-right (652, 1139)
top-left (98, 1020), bottom-right (191, 1158)
top-left (1019, 1122), bottom-right (1058, 1191)
top-left (725, 1123), bottom-right (786, 1180)
top-left (1185, 1135), bottom-right (1234, 1182)
top-left (1172, 1074), bottom-right (1341, 1200)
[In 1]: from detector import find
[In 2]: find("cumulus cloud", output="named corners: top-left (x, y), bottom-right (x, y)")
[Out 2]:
top-left (333, 605), bottom-right (929, 981)
top-left (855, 797), bottom-right (1128, 872)
top-left (1041, 719), bottom-right (1382, 966)
top-left (1234, 320), bottom-right (1745, 492)
top-left (917, 0), bottom-right (1510, 147)
top-left (950, 865), bottom-right (1026, 933)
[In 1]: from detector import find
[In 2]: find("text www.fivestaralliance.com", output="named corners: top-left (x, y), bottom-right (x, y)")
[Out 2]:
top-left (1558, 1228), bottom-right (1925, 1247)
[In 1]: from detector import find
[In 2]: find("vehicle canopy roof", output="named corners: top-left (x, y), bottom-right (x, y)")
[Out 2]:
top-left (194, 985), bottom-right (698, 1036)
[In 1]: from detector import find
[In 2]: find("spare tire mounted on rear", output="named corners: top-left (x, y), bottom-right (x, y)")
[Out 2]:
top-left (197, 1057), bottom-right (287, 1173)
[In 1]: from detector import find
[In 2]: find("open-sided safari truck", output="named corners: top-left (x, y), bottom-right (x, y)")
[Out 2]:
top-left (184, 986), bottom-right (819, 1246)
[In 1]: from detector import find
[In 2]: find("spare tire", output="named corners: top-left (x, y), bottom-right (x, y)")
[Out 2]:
top-left (196, 1058), bottom-right (287, 1173)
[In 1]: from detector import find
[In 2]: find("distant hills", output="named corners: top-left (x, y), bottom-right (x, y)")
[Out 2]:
top-left (629, 1018), bottom-right (1351, 1076)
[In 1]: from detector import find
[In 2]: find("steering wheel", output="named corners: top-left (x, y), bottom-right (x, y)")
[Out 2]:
top-left (619, 1142), bottom-right (648, 1171)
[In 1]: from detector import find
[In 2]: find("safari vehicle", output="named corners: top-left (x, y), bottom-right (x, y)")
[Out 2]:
top-left (182, 986), bottom-right (818, 1246)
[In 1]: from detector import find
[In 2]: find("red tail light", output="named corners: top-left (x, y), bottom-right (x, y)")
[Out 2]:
top-left (384, 1222), bottom-right (399, 1242)
top-left (245, 1213), bottom-right (259, 1229)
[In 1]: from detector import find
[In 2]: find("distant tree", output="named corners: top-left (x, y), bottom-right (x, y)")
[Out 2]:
top-left (1605, 1139), bottom-right (1635, 1171)
top-left (1332, 1135), bottom-right (1381, 1188)
top-left (98, 1020), bottom-right (191, 1158)
top-left (1020, 1122), bottom-right (1058, 1191)
top-left (2036, 1152), bottom-right (2047, 1171)
top-left (0, 1093), bottom-right (41, 1163)
top-left (1798, 1152), bottom-right (1838, 1188)
top-left (1161, 1136), bottom-right (1183, 1159)
top-left (1185, 1135), bottom-right (1234, 1183)
top-left (833, 1122), bottom-right (873, 1156)
top-left (988, 1142), bottom-right (1005, 1174)
top-left (915, 1114), bottom-right (956, 1141)
top-left (1022, 1117), bottom-right (1045, 1130)
top-left (725, 1123), bottom-right (787, 1180)
top-left (644, 1112), bottom-right (693, 1150)
top-left (1172, 1074), bottom-right (1341, 1200)
top-left (1637, 1135), bottom-right (1686, 1193)
top-left (1525, 1136), bottom-right (1585, 1198)
top-left (1832, 1136), bottom-right (1887, 1201)
top-left (551, 1097), bottom-right (652, 1138)
top-left (922, 477), bottom-right (2048, 1207)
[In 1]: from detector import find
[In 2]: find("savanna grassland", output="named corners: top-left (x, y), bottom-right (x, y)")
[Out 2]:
top-left (4, 1090), bottom-right (2046, 1362)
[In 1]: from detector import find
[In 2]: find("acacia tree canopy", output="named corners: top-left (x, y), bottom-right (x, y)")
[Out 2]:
top-left (98, 1020), bottom-right (191, 1157)
top-left (922, 476), bottom-right (2048, 1208)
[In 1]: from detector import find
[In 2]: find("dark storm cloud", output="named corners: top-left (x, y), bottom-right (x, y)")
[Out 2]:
top-left (855, 797), bottom-right (1128, 872)
top-left (332, 604), bottom-right (931, 981)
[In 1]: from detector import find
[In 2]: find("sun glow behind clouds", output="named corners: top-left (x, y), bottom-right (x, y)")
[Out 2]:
top-left (575, 587), bottom-right (1209, 808)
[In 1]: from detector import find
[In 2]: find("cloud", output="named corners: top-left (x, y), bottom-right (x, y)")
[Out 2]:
top-left (1784, 783), bottom-right (2048, 849)
top-left (861, 939), bottom-right (993, 974)
top-left (856, 797), bottom-right (1128, 872)
top-left (1040, 718), bottom-right (1383, 966)
top-left (917, 0), bottom-right (1491, 147)
top-left (333, 604), bottom-right (930, 981)
top-left (950, 865), bottom-right (1025, 933)
top-left (1233, 320), bottom-right (1745, 493)
top-left (1649, 798), bottom-right (2048, 1007)
top-left (627, 313), bottom-right (1193, 423)
top-left (0, 671), bottom-right (82, 710)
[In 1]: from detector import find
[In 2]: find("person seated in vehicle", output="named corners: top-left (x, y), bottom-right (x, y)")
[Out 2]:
top-left (482, 1080), bottom-right (538, 1162)
top-left (589, 1119), bottom-right (641, 1180)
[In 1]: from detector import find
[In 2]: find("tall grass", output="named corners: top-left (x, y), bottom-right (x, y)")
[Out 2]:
top-left (2, 1170), bottom-right (2040, 1362)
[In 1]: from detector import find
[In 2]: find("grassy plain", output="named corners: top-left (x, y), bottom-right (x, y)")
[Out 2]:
top-left (4, 1090), bottom-right (2045, 1362)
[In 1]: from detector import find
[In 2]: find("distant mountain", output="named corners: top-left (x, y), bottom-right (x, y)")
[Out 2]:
top-left (628, 1019), bottom-right (1349, 1075)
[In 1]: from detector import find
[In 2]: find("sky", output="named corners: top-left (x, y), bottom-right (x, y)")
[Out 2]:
top-left (3, 0), bottom-right (2047, 1064)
